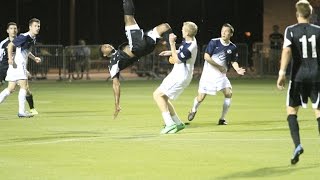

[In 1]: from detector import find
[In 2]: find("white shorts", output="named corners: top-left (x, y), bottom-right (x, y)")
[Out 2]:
top-left (198, 76), bottom-right (231, 95)
top-left (5, 64), bottom-right (28, 82)
top-left (159, 76), bottom-right (192, 100)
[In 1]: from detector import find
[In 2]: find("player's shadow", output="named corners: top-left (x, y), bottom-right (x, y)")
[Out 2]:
top-left (216, 163), bottom-right (320, 179)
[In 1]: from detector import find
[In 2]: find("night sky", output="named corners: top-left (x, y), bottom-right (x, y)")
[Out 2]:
top-left (0, 0), bottom-right (263, 46)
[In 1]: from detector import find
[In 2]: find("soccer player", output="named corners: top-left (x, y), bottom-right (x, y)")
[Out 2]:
top-left (277, 0), bottom-right (320, 165)
top-left (187, 23), bottom-right (245, 125)
top-left (100, 0), bottom-right (172, 119)
top-left (153, 21), bottom-right (198, 134)
top-left (0, 22), bottom-right (39, 115)
top-left (0, 18), bottom-right (41, 118)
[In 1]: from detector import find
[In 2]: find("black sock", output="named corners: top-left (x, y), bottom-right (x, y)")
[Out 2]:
top-left (123, 0), bottom-right (135, 15)
top-left (287, 114), bottom-right (300, 148)
top-left (26, 94), bottom-right (34, 109)
top-left (317, 117), bottom-right (320, 134)
top-left (162, 29), bottom-right (173, 50)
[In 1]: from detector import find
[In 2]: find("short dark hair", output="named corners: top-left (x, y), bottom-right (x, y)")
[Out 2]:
top-left (7, 22), bottom-right (17, 29)
top-left (29, 18), bottom-right (40, 26)
top-left (222, 23), bottom-right (234, 34)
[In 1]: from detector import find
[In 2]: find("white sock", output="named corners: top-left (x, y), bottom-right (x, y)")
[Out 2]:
top-left (220, 98), bottom-right (231, 120)
top-left (0, 88), bottom-right (11, 103)
top-left (192, 97), bottom-right (201, 112)
top-left (162, 112), bottom-right (175, 126)
top-left (18, 89), bottom-right (27, 114)
top-left (171, 115), bottom-right (182, 125)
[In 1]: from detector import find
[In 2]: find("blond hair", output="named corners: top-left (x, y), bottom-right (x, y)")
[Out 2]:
top-left (296, 0), bottom-right (313, 19)
top-left (183, 21), bottom-right (198, 37)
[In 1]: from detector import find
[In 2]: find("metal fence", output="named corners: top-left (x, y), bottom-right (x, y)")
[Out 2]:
top-left (26, 43), bottom-right (280, 81)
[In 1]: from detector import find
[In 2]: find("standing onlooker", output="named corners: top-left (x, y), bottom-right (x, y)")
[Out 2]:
top-left (269, 25), bottom-right (283, 72)
top-left (75, 39), bottom-right (91, 80)
top-left (153, 21), bottom-right (198, 134)
top-left (0, 18), bottom-right (41, 117)
top-left (187, 23), bottom-right (245, 125)
top-left (277, 0), bottom-right (320, 165)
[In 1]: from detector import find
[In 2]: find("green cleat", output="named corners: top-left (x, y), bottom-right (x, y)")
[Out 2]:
top-left (160, 124), bottom-right (177, 134)
top-left (176, 123), bottom-right (185, 132)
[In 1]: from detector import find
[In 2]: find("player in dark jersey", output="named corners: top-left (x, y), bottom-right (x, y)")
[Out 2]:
top-left (0, 22), bottom-right (39, 116)
top-left (277, 0), bottom-right (320, 165)
top-left (100, 0), bottom-right (172, 119)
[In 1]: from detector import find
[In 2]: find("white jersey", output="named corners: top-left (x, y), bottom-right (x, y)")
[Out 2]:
top-left (5, 32), bottom-right (36, 81)
top-left (199, 38), bottom-right (238, 95)
top-left (159, 38), bottom-right (198, 100)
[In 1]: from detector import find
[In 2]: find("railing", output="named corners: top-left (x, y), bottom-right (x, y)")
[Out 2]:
top-left (26, 43), bottom-right (280, 81)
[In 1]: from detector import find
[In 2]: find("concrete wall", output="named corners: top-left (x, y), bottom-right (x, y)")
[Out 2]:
top-left (263, 0), bottom-right (296, 43)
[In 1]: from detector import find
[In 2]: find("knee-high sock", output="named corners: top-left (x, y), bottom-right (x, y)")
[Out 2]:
top-left (162, 111), bottom-right (175, 126)
top-left (220, 98), bottom-right (231, 120)
top-left (191, 97), bottom-right (201, 112)
top-left (317, 117), bottom-right (320, 134)
top-left (287, 114), bottom-right (301, 148)
top-left (26, 94), bottom-right (34, 109)
top-left (18, 89), bottom-right (27, 114)
top-left (0, 88), bottom-right (10, 103)
top-left (123, 0), bottom-right (135, 15)
top-left (171, 114), bottom-right (182, 125)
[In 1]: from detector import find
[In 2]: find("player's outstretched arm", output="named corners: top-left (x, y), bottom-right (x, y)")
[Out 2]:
top-left (112, 77), bottom-right (121, 119)
top-left (28, 52), bottom-right (41, 63)
top-left (231, 62), bottom-right (246, 75)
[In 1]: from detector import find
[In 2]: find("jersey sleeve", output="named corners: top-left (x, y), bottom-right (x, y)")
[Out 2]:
top-left (13, 34), bottom-right (28, 47)
top-left (230, 46), bottom-right (239, 63)
top-left (205, 39), bottom-right (216, 56)
top-left (177, 46), bottom-right (192, 63)
top-left (283, 27), bottom-right (292, 48)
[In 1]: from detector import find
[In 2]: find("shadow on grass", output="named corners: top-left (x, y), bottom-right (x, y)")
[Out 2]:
top-left (3, 135), bottom-right (100, 143)
top-left (216, 163), bottom-right (320, 179)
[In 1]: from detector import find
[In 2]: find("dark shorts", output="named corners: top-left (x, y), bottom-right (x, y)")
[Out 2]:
top-left (126, 29), bottom-right (157, 57)
top-left (287, 81), bottom-right (320, 108)
top-left (0, 65), bottom-right (8, 81)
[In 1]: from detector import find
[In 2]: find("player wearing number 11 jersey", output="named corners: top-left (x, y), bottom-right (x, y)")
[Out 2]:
top-left (277, 0), bottom-right (320, 165)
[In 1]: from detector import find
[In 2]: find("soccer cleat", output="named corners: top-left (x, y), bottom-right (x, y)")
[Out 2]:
top-left (291, 145), bottom-right (304, 165)
top-left (160, 124), bottom-right (177, 134)
top-left (29, 109), bottom-right (39, 115)
top-left (187, 111), bottom-right (197, 121)
top-left (18, 112), bottom-right (34, 118)
top-left (218, 119), bottom-right (228, 125)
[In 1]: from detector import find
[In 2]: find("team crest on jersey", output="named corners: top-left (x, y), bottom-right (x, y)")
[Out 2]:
top-left (227, 49), bottom-right (232, 54)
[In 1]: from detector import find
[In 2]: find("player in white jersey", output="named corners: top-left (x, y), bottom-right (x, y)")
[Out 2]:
top-left (153, 21), bottom-right (198, 134)
top-left (0, 18), bottom-right (41, 118)
top-left (0, 22), bottom-right (39, 115)
top-left (187, 23), bottom-right (245, 125)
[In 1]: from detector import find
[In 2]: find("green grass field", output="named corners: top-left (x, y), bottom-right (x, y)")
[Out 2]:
top-left (0, 79), bottom-right (319, 180)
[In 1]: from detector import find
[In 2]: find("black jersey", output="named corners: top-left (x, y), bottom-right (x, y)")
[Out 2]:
top-left (0, 38), bottom-right (10, 66)
top-left (284, 23), bottom-right (320, 82)
top-left (108, 43), bottom-right (139, 78)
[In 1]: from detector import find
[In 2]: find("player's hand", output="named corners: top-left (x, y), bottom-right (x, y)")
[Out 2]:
top-left (236, 67), bottom-right (246, 75)
top-left (113, 105), bottom-right (121, 119)
top-left (217, 66), bottom-right (227, 73)
top-left (34, 57), bottom-right (41, 63)
top-left (9, 59), bottom-right (17, 68)
top-left (169, 33), bottom-right (177, 44)
top-left (277, 75), bottom-right (286, 90)
top-left (159, 51), bottom-right (172, 56)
